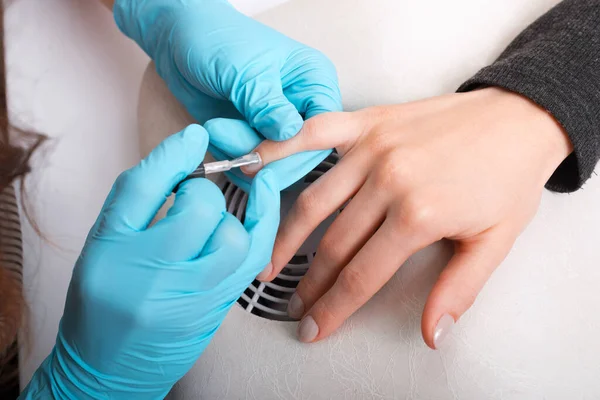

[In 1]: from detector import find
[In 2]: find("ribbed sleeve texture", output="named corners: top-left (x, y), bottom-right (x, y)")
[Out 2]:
top-left (458, 0), bottom-right (600, 192)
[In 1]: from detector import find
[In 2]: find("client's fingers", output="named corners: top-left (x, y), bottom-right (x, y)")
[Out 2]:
top-left (421, 226), bottom-right (516, 349)
top-left (297, 218), bottom-right (434, 343)
top-left (285, 181), bottom-right (387, 320)
top-left (258, 152), bottom-right (370, 281)
top-left (242, 111), bottom-right (365, 174)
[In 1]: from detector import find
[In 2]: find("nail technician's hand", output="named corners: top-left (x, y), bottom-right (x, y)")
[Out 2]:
top-left (251, 88), bottom-right (573, 349)
top-left (113, 0), bottom-right (342, 191)
top-left (20, 125), bottom-right (280, 399)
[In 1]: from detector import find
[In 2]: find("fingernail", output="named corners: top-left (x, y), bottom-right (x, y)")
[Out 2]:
top-left (287, 293), bottom-right (305, 319)
top-left (240, 157), bottom-right (263, 175)
top-left (256, 262), bottom-right (272, 281)
top-left (297, 316), bottom-right (318, 343)
top-left (433, 313), bottom-right (455, 349)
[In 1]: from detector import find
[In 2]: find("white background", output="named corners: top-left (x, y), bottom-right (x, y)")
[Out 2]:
top-left (8, 0), bottom-right (287, 386)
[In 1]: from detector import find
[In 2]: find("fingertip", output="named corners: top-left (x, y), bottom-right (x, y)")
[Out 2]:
top-left (182, 123), bottom-right (208, 140)
top-left (181, 122), bottom-right (208, 145)
top-left (177, 124), bottom-right (210, 171)
top-left (255, 262), bottom-right (273, 282)
top-left (205, 118), bottom-right (262, 158)
top-left (421, 311), bottom-right (437, 350)
top-left (240, 150), bottom-right (264, 176)
top-left (422, 282), bottom-right (457, 350)
top-left (252, 97), bottom-right (304, 141)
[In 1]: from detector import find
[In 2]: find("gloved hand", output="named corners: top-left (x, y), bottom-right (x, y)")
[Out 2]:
top-left (114, 0), bottom-right (342, 191)
top-left (20, 125), bottom-right (280, 399)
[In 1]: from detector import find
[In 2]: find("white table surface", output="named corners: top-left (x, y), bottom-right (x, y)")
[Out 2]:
top-left (10, 0), bottom-right (287, 387)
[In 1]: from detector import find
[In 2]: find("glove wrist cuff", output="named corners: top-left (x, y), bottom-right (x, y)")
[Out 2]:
top-left (21, 331), bottom-right (172, 399)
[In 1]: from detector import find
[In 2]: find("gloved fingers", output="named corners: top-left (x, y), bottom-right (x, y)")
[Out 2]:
top-left (207, 144), bottom-right (253, 193)
top-left (146, 178), bottom-right (226, 262)
top-left (205, 118), bottom-right (263, 158)
top-left (100, 125), bottom-right (208, 233)
top-left (230, 75), bottom-right (304, 141)
top-left (287, 84), bottom-right (343, 120)
top-left (204, 118), bottom-right (262, 192)
top-left (421, 227), bottom-right (516, 349)
top-left (205, 117), bottom-right (332, 191)
top-left (223, 169), bottom-right (280, 292)
top-left (184, 89), bottom-right (243, 126)
top-left (88, 184), bottom-right (118, 238)
top-left (187, 213), bottom-right (250, 292)
top-left (282, 49), bottom-right (343, 119)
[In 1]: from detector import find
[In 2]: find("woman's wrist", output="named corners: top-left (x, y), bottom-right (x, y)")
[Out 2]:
top-left (477, 87), bottom-right (574, 183)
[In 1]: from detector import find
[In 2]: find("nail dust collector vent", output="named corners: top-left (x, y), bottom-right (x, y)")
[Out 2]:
top-left (221, 152), bottom-right (340, 322)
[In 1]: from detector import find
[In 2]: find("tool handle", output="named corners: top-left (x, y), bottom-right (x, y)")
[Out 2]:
top-left (173, 163), bottom-right (205, 193)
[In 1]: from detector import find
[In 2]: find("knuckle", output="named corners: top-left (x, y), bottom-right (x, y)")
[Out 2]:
top-left (295, 187), bottom-right (320, 217)
top-left (337, 267), bottom-right (368, 299)
top-left (315, 299), bottom-right (339, 325)
top-left (300, 117), bottom-right (321, 140)
top-left (297, 273), bottom-right (319, 298)
top-left (220, 214), bottom-right (250, 254)
top-left (115, 167), bottom-right (154, 198)
top-left (316, 235), bottom-right (346, 265)
top-left (399, 193), bottom-right (437, 231)
top-left (371, 152), bottom-right (411, 190)
top-left (360, 105), bottom-right (387, 121)
top-left (114, 168), bottom-right (135, 190)
top-left (366, 131), bottom-right (394, 155)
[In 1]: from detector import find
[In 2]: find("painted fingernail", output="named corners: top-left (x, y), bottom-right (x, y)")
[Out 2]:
top-left (256, 262), bottom-right (272, 281)
top-left (297, 316), bottom-right (318, 343)
top-left (433, 313), bottom-right (455, 349)
top-left (240, 157), bottom-right (263, 175)
top-left (287, 293), bottom-right (305, 319)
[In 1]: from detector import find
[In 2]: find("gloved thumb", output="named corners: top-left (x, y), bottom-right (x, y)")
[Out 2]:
top-left (421, 229), bottom-right (515, 349)
top-left (219, 169), bottom-right (280, 299)
top-left (230, 77), bottom-right (304, 141)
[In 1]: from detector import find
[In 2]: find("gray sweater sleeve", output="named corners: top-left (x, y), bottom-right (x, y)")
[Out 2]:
top-left (457, 0), bottom-right (600, 193)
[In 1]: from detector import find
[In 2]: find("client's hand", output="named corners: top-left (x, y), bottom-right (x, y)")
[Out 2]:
top-left (113, 0), bottom-right (342, 192)
top-left (20, 125), bottom-right (279, 399)
top-left (248, 88), bottom-right (573, 349)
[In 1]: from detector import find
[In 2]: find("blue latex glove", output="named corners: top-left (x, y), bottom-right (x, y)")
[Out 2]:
top-left (20, 125), bottom-right (279, 399)
top-left (114, 0), bottom-right (342, 191)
